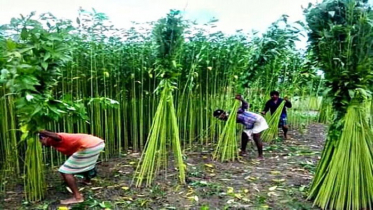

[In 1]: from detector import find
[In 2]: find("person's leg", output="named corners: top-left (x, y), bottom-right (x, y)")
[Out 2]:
top-left (253, 133), bottom-right (263, 159)
top-left (83, 174), bottom-right (91, 185)
top-left (240, 131), bottom-right (249, 156)
top-left (282, 114), bottom-right (289, 139)
top-left (282, 125), bottom-right (289, 139)
top-left (60, 173), bottom-right (84, 204)
top-left (279, 114), bottom-right (288, 139)
top-left (82, 167), bottom-right (97, 185)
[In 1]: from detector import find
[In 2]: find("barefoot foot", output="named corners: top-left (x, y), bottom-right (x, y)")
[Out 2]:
top-left (60, 197), bottom-right (84, 205)
top-left (82, 180), bottom-right (92, 186)
top-left (257, 156), bottom-right (264, 160)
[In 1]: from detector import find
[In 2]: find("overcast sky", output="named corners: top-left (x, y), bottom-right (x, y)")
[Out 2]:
top-left (3, 0), bottom-right (372, 49)
top-left (1, 0), bottom-right (319, 33)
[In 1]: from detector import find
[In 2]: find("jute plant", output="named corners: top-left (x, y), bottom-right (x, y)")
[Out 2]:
top-left (1, 13), bottom-right (86, 201)
top-left (132, 81), bottom-right (185, 187)
top-left (308, 96), bottom-right (373, 210)
top-left (132, 10), bottom-right (186, 187)
top-left (213, 100), bottom-right (241, 162)
top-left (261, 100), bottom-right (285, 142)
top-left (305, 1), bottom-right (373, 209)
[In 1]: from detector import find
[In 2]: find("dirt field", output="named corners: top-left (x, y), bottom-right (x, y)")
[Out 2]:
top-left (1, 123), bottom-right (326, 210)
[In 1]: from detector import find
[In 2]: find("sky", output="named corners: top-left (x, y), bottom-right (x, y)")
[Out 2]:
top-left (11, 0), bottom-right (373, 51)
top-left (0, 0), bottom-right (319, 32)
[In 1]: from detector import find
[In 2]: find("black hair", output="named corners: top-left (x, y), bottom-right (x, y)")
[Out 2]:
top-left (270, 91), bottom-right (279, 96)
top-left (213, 109), bottom-right (225, 117)
top-left (38, 130), bottom-right (61, 141)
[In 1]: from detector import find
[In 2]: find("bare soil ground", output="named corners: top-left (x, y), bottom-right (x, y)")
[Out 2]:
top-left (0, 123), bottom-right (326, 210)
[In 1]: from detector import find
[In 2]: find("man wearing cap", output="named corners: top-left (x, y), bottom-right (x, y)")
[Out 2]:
top-left (213, 95), bottom-right (268, 159)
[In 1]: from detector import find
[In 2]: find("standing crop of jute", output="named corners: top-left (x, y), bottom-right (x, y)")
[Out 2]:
top-left (305, 1), bottom-right (373, 209)
top-left (261, 101), bottom-right (285, 142)
top-left (213, 100), bottom-right (241, 162)
top-left (0, 16), bottom-right (80, 201)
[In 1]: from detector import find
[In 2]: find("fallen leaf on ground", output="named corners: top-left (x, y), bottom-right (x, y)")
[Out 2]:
top-left (234, 193), bottom-right (243, 199)
top-left (251, 160), bottom-right (260, 165)
top-left (122, 197), bottom-right (133, 201)
top-left (188, 195), bottom-right (199, 202)
top-left (267, 192), bottom-right (279, 197)
top-left (242, 197), bottom-right (250, 202)
top-left (107, 184), bottom-right (120, 188)
top-left (270, 171), bottom-right (281, 175)
top-left (121, 186), bottom-right (129, 190)
top-left (269, 186), bottom-right (277, 191)
top-left (272, 178), bottom-right (286, 183)
top-left (245, 176), bottom-right (258, 181)
top-left (186, 188), bottom-right (194, 196)
top-left (299, 185), bottom-right (306, 192)
top-left (227, 199), bottom-right (235, 204)
top-left (204, 164), bottom-right (214, 168)
top-left (129, 153), bottom-right (140, 157)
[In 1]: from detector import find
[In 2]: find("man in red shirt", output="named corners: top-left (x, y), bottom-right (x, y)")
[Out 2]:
top-left (38, 130), bottom-right (105, 205)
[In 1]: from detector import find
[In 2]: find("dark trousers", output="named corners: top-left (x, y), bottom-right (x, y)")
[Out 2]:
top-left (241, 132), bottom-right (250, 152)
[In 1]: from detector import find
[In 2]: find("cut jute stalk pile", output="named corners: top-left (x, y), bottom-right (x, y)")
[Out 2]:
top-left (308, 99), bottom-right (373, 210)
top-left (213, 100), bottom-right (241, 162)
top-left (132, 81), bottom-right (185, 187)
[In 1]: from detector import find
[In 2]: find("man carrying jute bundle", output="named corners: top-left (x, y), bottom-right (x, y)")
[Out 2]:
top-left (261, 90), bottom-right (292, 139)
top-left (213, 95), bottom-right (269, 159)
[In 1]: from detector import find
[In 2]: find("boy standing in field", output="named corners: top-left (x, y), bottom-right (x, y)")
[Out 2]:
top-left (213, 95), bottom-right (269, 159)
top-left (261, 91), bottom-right (292, 139)
top-left (38, 130), bottom-right (105, 205)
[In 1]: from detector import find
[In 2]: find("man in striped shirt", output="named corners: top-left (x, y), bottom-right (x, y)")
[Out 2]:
top-left (213, 95), bottom-right (268, 159)
top-left (39, 130), bottom-right (105, 205)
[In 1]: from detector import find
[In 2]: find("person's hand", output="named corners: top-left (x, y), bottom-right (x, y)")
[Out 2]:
top-left (235, 94), bottom-right (242, 101)
top-left (284, 96), bottom-right (289, 101)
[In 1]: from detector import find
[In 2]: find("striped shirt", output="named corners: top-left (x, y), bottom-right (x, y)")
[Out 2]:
top-left (237, 111), bottom-right (259, 130)
top-left (228, 99), bottom-right (259, 129)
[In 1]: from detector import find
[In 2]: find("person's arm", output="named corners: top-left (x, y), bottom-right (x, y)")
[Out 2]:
top-left (262, 100), bottom-right (270, 115)
top-left (284, 97), bottom-right (292, 108)
top-left (235, 94), bottom-right (248, 114)
top-left (239, 99), bottom-right (249, 113)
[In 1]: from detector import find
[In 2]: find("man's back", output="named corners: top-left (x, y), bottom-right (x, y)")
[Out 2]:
top-left (237, 111), bottom-right (260, 129)
top-left (55, 133), bottom-right (104, 156)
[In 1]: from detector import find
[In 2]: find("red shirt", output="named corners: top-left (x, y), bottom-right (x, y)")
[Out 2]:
top-left (53, 133), bottom-right (104, 156)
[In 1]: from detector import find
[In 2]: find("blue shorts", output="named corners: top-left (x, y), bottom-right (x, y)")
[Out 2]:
top-left (279, 114), bottom-right (287, 128)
